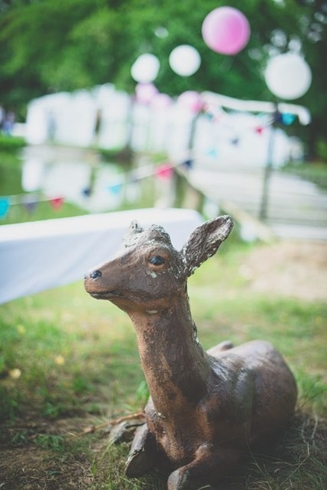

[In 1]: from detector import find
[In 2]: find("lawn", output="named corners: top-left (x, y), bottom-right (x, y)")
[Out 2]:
top-left (0, 236), bottom-right (326, 490)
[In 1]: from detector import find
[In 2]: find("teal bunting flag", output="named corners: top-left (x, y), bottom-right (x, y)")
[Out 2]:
top-left (207, 148), bottom-right (218, 158)
top-left (0, 198), bottom-right (10, 219)
top-left (281, 113), bottom-right (296, 126)
top-left (107, 183), bottom-right (123, 195)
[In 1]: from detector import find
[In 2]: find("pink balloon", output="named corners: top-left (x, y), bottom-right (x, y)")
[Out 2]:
top-left (151, 93), bottom-right (173, 108)
top-left (202, 7), bottom-right (250, 55)
top-left (178, 91), bottom-right (203, 114)
top-left (135, 83), bottom-right (158, 104)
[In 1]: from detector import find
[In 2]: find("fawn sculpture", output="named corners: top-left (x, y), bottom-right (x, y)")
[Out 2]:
top-left (84, 215), bottom-right (297, 490)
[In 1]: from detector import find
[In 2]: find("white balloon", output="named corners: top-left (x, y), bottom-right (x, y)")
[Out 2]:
top-left (264, 53), bottom-right (312, 100)
top-left (169, 45), bottom-right (201, 77)
top-left (131, 53), bottom-right (160, 83)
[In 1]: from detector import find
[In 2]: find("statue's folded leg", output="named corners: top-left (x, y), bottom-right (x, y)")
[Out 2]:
top-left (167, 444), bottom-right (239, 490)
top-left (206, 340), bottom-right (234, 356)
top-left (125, 423), bottom-right (157, 477)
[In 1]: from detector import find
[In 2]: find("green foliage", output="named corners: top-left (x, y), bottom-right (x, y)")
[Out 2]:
top-left (0, 385), bottom-right (25, 420)
top-left (317, 139), bottom-right (327, 161)
top-left (0, 134), bottom-right (26, 151)
top-left (34, 434), bottom-right (65, 451)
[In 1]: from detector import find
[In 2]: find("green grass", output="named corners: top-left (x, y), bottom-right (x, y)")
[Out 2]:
top-left (0, 134), bottom-right (26, 152)
top-left (0, 239), bottom-right (326, 489)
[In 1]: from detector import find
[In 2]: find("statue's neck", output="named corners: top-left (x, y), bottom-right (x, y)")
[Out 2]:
top-left (128, 292), bottom-right (210, 412)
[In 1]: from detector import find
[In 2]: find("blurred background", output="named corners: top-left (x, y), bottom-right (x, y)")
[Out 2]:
top-left (0, 0), bottom-right (326, 240)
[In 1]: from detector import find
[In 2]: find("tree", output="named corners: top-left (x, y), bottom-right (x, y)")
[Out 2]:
top-left (293, 0), bottom-right (327, 159)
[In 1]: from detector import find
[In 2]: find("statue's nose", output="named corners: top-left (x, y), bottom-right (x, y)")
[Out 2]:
top-left (88, 270), bottom-right (102, 280)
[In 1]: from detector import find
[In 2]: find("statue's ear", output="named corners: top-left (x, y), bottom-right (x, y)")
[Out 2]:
top-left (122, 220), bottom-right (144, 247)
top-left (129, 220), bottom-right (143, 233)
top-left (181, 216), bottom-right (233, 277)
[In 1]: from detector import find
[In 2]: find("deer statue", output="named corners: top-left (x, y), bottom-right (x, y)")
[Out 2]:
top-left (84, 215), bottom-right (297, 490)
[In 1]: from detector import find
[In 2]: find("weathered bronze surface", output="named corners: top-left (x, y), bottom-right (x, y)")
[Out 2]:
top-left (84, 216), bottom-right (297, 490)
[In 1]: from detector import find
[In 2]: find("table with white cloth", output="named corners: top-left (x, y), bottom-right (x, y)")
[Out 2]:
top-left (0, 208), bottom-right (203, 305)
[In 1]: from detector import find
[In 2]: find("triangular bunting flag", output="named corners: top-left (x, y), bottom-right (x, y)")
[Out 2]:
top-left (107, 183), bottom-right (123, 195)
top-left (50, 197), bottom-right (64, 210)
top-left (182, 159), bottom-right (194, 170)
top-left (254, 126), bottom-right (264, 135)
top-left (23, 197), bottom-right (38, 214)
top-left (82, 186), bottom-right (92, 197)
top-left (155, 164), bottom-right (173, 180)
top-left (0, 198), bottom-right (10, 219)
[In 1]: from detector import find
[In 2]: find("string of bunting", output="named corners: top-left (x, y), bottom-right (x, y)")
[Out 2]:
top-left (0, 157), bottom-right (194, 220)
top-left (204, 102), bottom-right (296, 146)
top-left (94, 158), bottom-right (193, 199)
top-left (0, 194), bottom-right (64, 219)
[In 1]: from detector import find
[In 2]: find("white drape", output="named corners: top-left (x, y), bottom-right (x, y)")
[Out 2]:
top-left (0, 208), bottom-right (203, 304)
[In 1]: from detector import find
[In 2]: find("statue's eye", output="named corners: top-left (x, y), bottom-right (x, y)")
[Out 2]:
top-left (149, 255), bottom-right (165, 266)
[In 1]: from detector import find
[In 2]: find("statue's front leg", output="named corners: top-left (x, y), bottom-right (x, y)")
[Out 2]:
top-left (125, 422), bottom-right (157, 477)
top-left (167, 444), bottom-right (240, 490)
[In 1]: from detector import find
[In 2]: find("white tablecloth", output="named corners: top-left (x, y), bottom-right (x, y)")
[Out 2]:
top-left (0, 208), bottom-right (203, 304)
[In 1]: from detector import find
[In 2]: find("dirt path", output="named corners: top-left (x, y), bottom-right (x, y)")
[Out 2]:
top-left (240, 240), bottom-right (327, 302)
